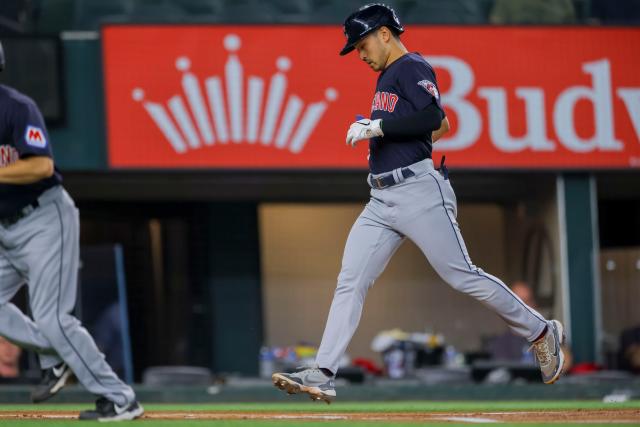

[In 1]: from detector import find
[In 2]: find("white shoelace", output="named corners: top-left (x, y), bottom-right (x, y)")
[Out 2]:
top-left (529, 340), bottom-right (551, 365)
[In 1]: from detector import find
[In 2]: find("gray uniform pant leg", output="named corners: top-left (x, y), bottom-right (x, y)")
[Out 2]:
top-left (315, 160), bottom-right (548, 375)
top-left (315, 202), bottom-right (404, 374)
top-left (0, 187), bottom-right (135, 406)
top-left (394, 170), bottom-right (547, 342)
top-left (0, 256), bottom-right (62, 366)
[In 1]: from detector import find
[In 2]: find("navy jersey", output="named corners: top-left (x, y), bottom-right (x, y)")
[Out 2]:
top-left (369, 53), bottom-right (444, 174)
top-left (0, 84), bottom-right (61, 217)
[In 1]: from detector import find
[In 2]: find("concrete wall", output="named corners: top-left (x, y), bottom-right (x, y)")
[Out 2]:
top-left (502, 191), bottom-right (564, 321)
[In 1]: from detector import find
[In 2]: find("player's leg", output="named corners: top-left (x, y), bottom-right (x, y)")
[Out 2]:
top-left (0, 253), bottom-right (72, 402)
top-left (316, 207), bottom-right (404, 373)
top-left (273, 201), bottom-right (404, 402)
top-left (397, 171), bottom-right (565, 384)
top-left (0, 254), bottom-right (57, 353)
top-left (13, 188), bottom-right (142, 420)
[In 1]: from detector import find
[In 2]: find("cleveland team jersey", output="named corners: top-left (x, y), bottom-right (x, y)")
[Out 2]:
top-left (369, 52), bottom-right (444, 174)
top-left (0, 84), bottom-right (61, 217)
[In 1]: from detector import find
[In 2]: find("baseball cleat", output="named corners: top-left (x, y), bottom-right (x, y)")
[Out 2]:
top-left (272, 366), bottom-right (336, 404)
top-left (530, 319), bottom-right (566, 384)
top-left (31, 362), bottom-right (74, 403)
top-left (78, 397), bottom-right (144, 421)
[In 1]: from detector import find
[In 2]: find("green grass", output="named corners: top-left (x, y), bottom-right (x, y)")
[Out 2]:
top-left (0, 401), bottom-right (638, 426)
top-left (1, 400), bottom-right (639, 412)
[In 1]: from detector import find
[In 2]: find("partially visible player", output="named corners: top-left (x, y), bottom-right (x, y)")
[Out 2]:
top-left (0, 40), bottom-right (143, 421)
top-left (272, 4), bottom-right (565, 403)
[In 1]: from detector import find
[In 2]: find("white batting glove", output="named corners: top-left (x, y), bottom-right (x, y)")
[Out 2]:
top-left (346, 118), bottom-right (383, 147)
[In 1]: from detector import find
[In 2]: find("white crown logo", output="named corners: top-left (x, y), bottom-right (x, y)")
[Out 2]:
top-left (132, 34), bottom-right (339, 155)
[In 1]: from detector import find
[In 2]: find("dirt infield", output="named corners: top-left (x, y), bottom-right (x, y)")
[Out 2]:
top-left (1, 409), bottom-right (639, 423)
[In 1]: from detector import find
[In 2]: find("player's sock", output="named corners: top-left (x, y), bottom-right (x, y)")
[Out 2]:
top-left (320, 368), bottom-right (334, 377)
top-left (532, 325), bottom-right (548, 343)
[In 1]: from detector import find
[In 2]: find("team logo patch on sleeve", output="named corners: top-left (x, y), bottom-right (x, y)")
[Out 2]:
top-left (25, 125), bottom-right (47, 148)
top-left (417, 80), bottom-right (439, 99)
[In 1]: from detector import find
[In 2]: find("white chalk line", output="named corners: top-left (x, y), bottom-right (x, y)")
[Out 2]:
top-left (435, 416), bottom-right (500, 423)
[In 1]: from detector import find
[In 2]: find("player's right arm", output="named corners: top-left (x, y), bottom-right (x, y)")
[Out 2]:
top-left (0, 156), bottom-right (54, 184)
top-left (432, 117), bottom-right (450, 143)
top-left (0, 96), bottom-right (56, 184)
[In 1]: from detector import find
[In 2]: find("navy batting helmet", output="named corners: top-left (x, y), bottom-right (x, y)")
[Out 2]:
top-left (0, 41), bottom-right (4, 72)
top-left (339, 3), bottom-right (404, 56)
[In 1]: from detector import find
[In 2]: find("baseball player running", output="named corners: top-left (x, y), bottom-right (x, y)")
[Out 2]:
top-left (0, 41), bottom-right (143, 421)
top-left (273, 3), bottom-right (565, 403)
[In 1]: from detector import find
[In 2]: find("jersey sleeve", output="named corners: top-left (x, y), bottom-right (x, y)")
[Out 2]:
top-left (11, 100), bottom-right (53, 158)
top-left (397, 59), bottom-right (445, 115)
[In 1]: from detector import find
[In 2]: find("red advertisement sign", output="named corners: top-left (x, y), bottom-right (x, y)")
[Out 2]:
top-left (103, 26), bottom-right (640, 169)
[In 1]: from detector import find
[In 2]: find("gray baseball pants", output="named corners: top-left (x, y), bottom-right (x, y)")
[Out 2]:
top-left (315, 158), bottom-right (548, 374)
top-left (0, 185), bottom-right (135, 406)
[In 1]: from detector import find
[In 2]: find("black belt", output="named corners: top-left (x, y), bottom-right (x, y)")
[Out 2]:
top-left (369, 167), bottom-right (416, 189)
top-left (0, 200), bottom-right (40, 228)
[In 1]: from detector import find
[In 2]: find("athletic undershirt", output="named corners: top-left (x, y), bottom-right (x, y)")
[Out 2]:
top-left (381, 103), bottom-right (444, 140)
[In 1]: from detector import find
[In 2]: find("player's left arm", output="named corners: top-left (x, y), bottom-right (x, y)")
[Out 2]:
top-left (390, 59), bottom-right (446, 143)
top-left (346, 103), bottom-right (443, 146)
top-left (432, 116), bottom-right (450, 143)
top-left (0, 156), bottom-right (54, 184)
top-left (346, 61), bottom-right (446, 146)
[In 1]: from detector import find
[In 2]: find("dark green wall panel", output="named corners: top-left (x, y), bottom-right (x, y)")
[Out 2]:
top-left (562, 174), bottom-right (597, 363)
top-left (50, 36), bottom-right (106, 170)
top-left (206, 203), bottom-right (263, 375)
